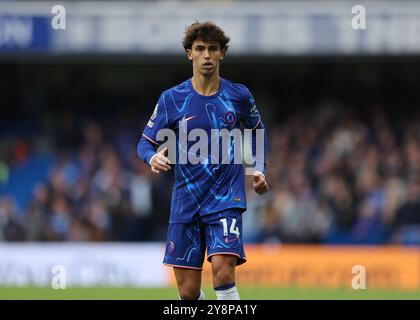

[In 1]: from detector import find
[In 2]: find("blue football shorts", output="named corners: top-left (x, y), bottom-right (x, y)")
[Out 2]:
top-left (163, 208), bottom-right (246, 269)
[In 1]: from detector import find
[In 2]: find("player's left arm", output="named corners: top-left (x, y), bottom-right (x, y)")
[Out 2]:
top-left (239, 86), bottom-right (269, 195)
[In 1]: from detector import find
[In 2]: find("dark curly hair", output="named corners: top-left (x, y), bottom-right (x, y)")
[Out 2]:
top-left (182, 21), bottom-right (230, 52)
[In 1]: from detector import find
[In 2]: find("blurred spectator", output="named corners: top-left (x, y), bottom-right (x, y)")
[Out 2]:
top-left (391, 179), bottom-right (420, 245)
top-left (0, 196), bottom-right (26, 241)
top-left (24, 183), bottom-right (49, 241)
top-left (129, 159), bottom-right (154, 241)
top-left (45, 195), bottom-right (72, 241)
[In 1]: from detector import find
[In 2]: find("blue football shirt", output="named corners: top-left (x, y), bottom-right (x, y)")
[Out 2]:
top-left (138, 78), bottom-right (267, 223)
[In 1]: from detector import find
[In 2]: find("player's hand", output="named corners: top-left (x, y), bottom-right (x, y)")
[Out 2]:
top-left (253, 172), bottom-right (269, 195)
top-left (150, 147), bottom-right (171, 174)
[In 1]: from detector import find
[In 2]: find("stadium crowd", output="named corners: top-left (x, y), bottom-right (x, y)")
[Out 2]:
top-left (0, 102), bottom-right (419, 244)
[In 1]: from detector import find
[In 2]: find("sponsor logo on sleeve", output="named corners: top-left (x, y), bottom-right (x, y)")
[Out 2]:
top-left (147, 104), bottom-right (159, 128)
top-left (250, 105), bottom-right (258, 115)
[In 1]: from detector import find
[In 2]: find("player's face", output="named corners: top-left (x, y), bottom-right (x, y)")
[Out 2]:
top-left (187, 39), bottom-right (225, 76)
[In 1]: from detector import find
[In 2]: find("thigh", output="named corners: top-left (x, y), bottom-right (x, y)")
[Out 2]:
top-left (203, 209), bottom-right (247, 266)
top-left (173, 267), bottom-right (202, 291)
top-left (163, 220), bottom-right (207, 269)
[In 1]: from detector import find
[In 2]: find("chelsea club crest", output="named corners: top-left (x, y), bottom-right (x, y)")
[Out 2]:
top-left (224, 111), bottom-right (236, 125)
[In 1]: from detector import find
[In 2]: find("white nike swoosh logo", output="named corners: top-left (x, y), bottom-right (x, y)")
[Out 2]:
top-left (182, 115), bottom-right (196, 122)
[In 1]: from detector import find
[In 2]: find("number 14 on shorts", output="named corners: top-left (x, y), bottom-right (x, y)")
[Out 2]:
top-left (220, 218), bottom-right (240, 238)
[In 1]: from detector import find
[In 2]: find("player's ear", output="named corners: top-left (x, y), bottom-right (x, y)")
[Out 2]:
top-left (220, 49), bottom-right (225, 61)
top-left (186, 49), bottom-right (193, 61)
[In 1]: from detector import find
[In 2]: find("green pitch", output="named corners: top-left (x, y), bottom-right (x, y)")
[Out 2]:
top-left (0, 286), bottom-right (419, 300)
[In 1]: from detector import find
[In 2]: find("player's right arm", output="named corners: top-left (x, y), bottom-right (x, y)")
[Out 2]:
top-left (137, 94), bottom-right (171, 174)
top-left (149, 147), bottom-right (171, 173)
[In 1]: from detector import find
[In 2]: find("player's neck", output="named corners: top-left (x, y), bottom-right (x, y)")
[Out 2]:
top-left (191, 73), bottom-right (221, 96)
